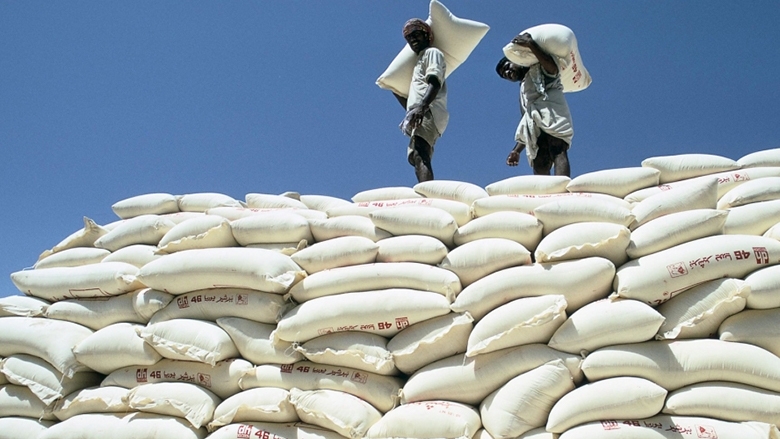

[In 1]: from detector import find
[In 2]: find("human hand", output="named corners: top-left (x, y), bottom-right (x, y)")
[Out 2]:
top-left (404, 106), bottom-right (426, 131)
top-left (511, 33), bottom-right (533, 48)
top-left (506, 150), bottom-right (520, 166)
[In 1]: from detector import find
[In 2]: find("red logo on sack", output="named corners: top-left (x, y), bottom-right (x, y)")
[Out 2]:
top-left (177, 296), bottom-right (189, 309)
top-left (696, 424), bottom-right (718, 438)
top-left (667, 262), bottom-right (688, 278)
top-left (754, 247), bottom-right (770, 264)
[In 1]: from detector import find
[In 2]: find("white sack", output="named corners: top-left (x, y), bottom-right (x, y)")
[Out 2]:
top-left (626, 208), bottom-right (728, 259)
top-left (296, 331), bottom-right (396, 375)
top-left (244, 193), bottom-right (309, 209)
top-left (178, 192), bottom-right (240, 212)
top-left (112, 192), bottom-right (179, 219)
top-left (375, 234), bottom-right (449, 264)
top-left (366, 400), bottom-right (482, 439)
top-left (94, 214), bottom-right (175, 251)
top-left (613, 234), bottom-right (780, 306)
top-left (566, 167), bottom-right (661, 198)
top-left (44, 288), bottom-right (173, 329)
top-left (38, 412), bottom-right (207, 439)
top-left (625, 166), bottom-right (780, 203)
top-left (290, 235), bottom-right (378, 274)
top-left (274, 289), bottom-right (451, 343)
top-left (401, 344), bottom-right (582, 405)
top-left (207, 206), bottom-right (326, 221)
top-left (10, 262), bottom-right (142, 302)
top-left (388, 312), bottom-right (473, 375)
top-left (723, 199), bottom-right (780, 235)
top-left (72, 323), bottom-right (162, 374)
top-left (376, 0), bottom-right (490, 97)
top-left (100, 244), bottom-right (161, 267)
top-left (744, 264), bottom-right (780, 309)
top-left (138, 247), bottom-right (305, 295)
top-left (534, 222), bottom-right (630, 266)
top-left (125, 381), bottom-right (220, 429)
top-left (549, 298), bottom-right (664, 355)
top-left (138, 318), bottom-right (239, 366)
top-left (467, 295), bottom-right (567, 357)
top-left (351, 186), bottom-right (421, 202)
top-left (453, 211), bottom-right (542, 250)
top-left (369, 206), bottom-right (458, 247)
top-left (37, 217), bottom-right (108, 261)
top-left (308, 215), bottom-right (392, 242)
top-left (559, 414), bottom-right (779, 439)
top-left (472, 192), bottom-right (631, 217)
top-left (231, 211), bottom-right (313, 246)
top-left (34, 247), bottom-right (110, 269)
top-left (439, 238), bottom-right (532, 286)
top-left (208, 388), bottom-right (297, 431)
top-left (451, 257), bottom-right (615, 320)
top-left (414, 179), bottom-right (489, 205)
top-left (546, 377), bottom-right (667, 433)
top-left (102, 358), bottom-right (252, 400)
top-left (0, 317), bottom-right (93, 378)
top-left (718, 176), bottom-right (780, 209)
top-left (0, 295), bottom-right (49, 317)
top-left (663, 382), bottom-right (780, 425)
top-left (641, 153), bottom-right (741, 184)
top-left (334, 197), bottom-right (472, 226)
top-left (503, 23), bottom-right (591, 92)
top-left (0, 417), bottom-right (55, 439)
top-left (485, 175), bottom-right (570, 195)
top-left (719, 308), bottom-right (780, 357)
top-left (299, 194), bottom-right (352, 212)
top-left (0, 354), bottom-right (102, 405)
top-left (216, 317), bottom-right (303, 365)
top-left (630, 177), bottom-right (718, 228)
top-left (149, 288), bottom-right (289, 325)
top-left (240, 362), bottom-right (404, 413)
top-left (53, 386), bottom-right (130, 421)
top-left (287, 262), bottom-right (461, 303)
top-left (738, 147), bottom-right (780, 167)
top-left (480, 360), bottom-right (574, 439)
top-left (581, 339), bottom-right (780, 392)
top-left (655, 278), bottom-right (748, 340)
top-left (290, 388), bottom-right (383, 439)
top-left (156, 214), bottom-right (237, 253)
top-left (208, 422), bottom-right (343, 439)
top-left (0, 384), bottom-right (56, 420)
top-left (533, 197), bottom-right (635, 235)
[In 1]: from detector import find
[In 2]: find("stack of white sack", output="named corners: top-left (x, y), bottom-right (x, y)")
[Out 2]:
top-left (2, 148), bottom-right (780, 439)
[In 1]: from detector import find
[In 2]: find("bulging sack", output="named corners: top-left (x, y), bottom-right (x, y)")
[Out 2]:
top-left (503, 23), bottom-right (591, 92)
top-left (376, 0), bottom-right (490, 97)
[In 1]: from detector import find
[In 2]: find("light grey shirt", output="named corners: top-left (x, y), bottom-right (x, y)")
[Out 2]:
top-left (407, 47), bottom-right (449, 136)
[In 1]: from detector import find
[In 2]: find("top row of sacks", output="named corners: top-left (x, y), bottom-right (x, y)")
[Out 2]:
top-left (109, 150), bottom-right (780, 221)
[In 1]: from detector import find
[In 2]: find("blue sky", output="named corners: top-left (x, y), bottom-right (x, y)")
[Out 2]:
top-left (2, 1), bottom-right (779, 297)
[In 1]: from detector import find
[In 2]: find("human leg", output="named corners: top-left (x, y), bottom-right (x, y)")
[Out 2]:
top-left (409, 136), bottom-right (434, 182)
top-left (553, 149), bottom-right (570, 177)
top-left (536, 131), bottom-right (570, 177)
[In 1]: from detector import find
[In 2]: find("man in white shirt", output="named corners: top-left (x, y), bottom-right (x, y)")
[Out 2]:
top-left (497, 32), bottom-right (573, 177)
top-left (393, 18), bottom-right (449, 182)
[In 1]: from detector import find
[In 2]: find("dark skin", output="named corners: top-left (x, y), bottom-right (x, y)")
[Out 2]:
top-left (498, 33), bottom-right (571, 177)
top-left (392, 28), bottom-right (440, 182)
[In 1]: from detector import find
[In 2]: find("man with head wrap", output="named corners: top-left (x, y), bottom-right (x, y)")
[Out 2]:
top-left (393, 18), bottom-right (448, 182)
top-left (496, 32), bottom-right (573, 177)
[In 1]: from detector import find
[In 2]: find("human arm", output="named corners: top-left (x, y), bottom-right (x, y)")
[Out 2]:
top-left (506, 141), bottom-right (526, 166)
top-left (512, 33), bottom-right (558, 75)
top-left (404, 75), bottom-right (441, 130)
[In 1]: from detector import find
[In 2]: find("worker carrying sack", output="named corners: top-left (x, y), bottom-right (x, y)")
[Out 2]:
top-left (503, 23), bottom-right (592, 92)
